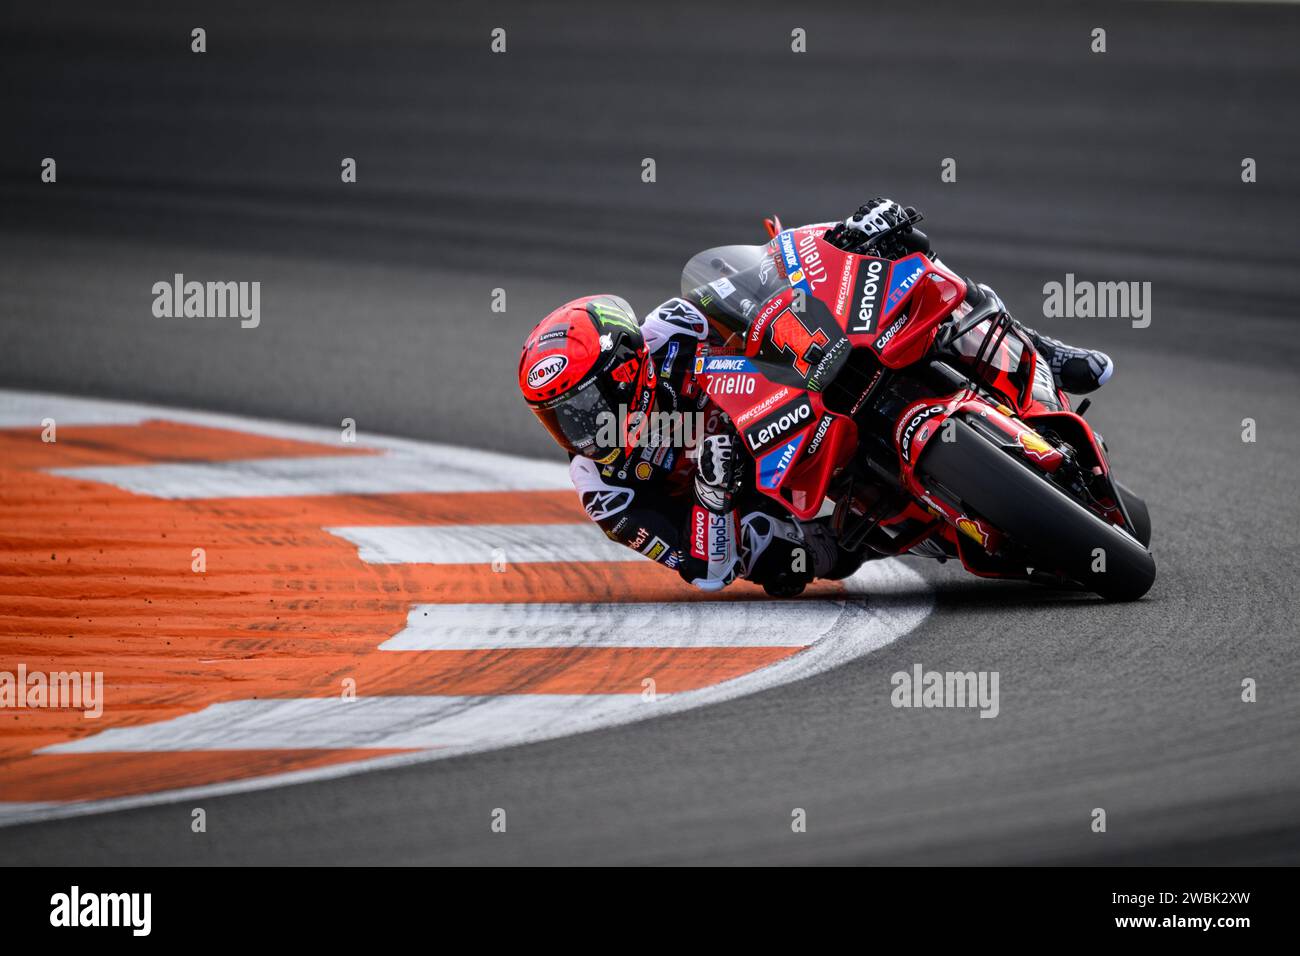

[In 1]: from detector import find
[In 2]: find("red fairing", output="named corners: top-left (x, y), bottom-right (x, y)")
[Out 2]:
top-left (695, 225), bottom-right (964, 520)
top-left (677, 214), bottom-right (1145, 592)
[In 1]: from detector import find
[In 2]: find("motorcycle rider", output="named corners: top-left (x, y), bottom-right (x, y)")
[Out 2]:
top-left (517, 199), bottom-right (1114, 594)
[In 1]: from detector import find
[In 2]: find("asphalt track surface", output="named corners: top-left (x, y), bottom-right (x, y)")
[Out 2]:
top-left (1, 1), bottom-right (1298, 864)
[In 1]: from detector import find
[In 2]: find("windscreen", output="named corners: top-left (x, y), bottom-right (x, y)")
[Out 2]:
top-left (680, 243), bottom-right (786, 347)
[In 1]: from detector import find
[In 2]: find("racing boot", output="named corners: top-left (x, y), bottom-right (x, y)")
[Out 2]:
top-left (1021, 326), bottom-right (1114, 394)
top-left (808, 518), bottom-right (870, 581)
top-left (744, 515), bottom-right (865, 597)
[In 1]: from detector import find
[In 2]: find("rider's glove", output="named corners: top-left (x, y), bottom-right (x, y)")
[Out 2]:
top-left (824, 198), bottom-right (931, 259)
top-left (679, 505), bottom-right (741, 591)
top-left (693, 433), bottom-right (743, 514)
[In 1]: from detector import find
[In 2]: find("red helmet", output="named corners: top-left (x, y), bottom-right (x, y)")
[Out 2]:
top-left (519, 294), bottom-right (653, 466)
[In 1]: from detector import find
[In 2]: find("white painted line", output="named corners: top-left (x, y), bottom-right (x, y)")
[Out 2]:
top-left (51, 451), bottom-right (572, 498)
top-left (1, 387), bottom-right (572, 496)
top-left (3, 559), bottom-right (931, 825)
top-left (328, 522), bottom-right (643, 565)
top-left (0, 390), bottom-right (935, 827)
top-left (36, 562), bottom-right (924, 757)
top-left (0, 802), bottom-right (64, 820)
top-left (40, 695), bottom-right (653, 752)
top-left (0, 392), bottom-right (150, 427)
top-left (382, 601), bottom-right (840, 649)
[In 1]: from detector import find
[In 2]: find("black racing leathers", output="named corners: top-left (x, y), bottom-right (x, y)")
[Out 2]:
top-left (567, 297), bottom-right (815, 591)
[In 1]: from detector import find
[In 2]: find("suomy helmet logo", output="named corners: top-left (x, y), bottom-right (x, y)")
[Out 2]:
top-left (527, 354), bottom-right (568, 388)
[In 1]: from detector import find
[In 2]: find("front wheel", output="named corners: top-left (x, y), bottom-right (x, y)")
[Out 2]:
top-left (918, 419), bottom-right (1156, 601)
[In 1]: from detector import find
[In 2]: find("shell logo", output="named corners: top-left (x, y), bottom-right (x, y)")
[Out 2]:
top-left (957, 517), bottom-right (990, 548)
top-left (1018, 430), bottom-right (1055, 461)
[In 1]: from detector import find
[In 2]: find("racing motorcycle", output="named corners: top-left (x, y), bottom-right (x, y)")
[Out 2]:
top-left (681, 214), bottom-right (1155, 601)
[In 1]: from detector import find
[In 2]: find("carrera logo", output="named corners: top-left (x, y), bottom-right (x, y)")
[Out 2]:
top-left (745, 397), bottom-right (813, 453)
top-left (805, 413), bottom-right (834, 457)
top-left (527, 354), bottom-right (568, 389)
top-left (691, 506), bottom-right (708, 559)
top-left (899, 404), bottom-right (946, 463)
top-left (850, 259), bottom-right (885, 334)
top-left (873, 311), bottom-right (909, 351)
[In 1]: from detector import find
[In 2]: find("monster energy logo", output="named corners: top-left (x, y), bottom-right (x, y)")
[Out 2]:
top-left (590, 301), bottom-right (638, 334)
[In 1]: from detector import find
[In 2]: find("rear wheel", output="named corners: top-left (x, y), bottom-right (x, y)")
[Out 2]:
top-left (919, 419), bottom-right (1155, 601)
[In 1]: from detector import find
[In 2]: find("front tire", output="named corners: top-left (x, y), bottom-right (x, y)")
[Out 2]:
top-left (919, 419), bottom-right (1156, 601)
top-left (1115, 479), bottom-right (1152, 547)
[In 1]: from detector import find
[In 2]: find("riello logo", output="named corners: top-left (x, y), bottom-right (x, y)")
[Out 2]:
top-left (527, 355), bottom-right (567, 388)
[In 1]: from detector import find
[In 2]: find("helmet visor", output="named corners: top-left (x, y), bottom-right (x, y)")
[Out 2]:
top-left (531, 380), bottom-right (624, 463)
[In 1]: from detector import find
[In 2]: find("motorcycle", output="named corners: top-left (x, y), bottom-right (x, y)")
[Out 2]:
top-left (681, 214), bottom-right (1155, 601)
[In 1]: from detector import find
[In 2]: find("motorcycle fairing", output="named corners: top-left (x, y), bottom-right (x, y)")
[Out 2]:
top-left (689, 226), bottom-right (966, 519)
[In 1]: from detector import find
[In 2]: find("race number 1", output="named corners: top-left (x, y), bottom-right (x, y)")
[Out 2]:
top-left (768, 309), bottom-right (830, 376)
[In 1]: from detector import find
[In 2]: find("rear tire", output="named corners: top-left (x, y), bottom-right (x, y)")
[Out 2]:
top-left (919, 419), bottom-right (1155, 601)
